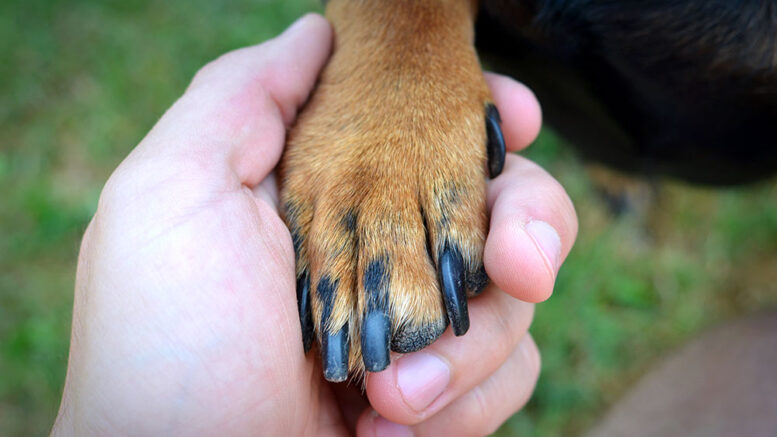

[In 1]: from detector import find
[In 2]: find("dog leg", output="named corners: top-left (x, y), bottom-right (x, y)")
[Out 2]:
top-left (279, 0), bottom-right (505, 381)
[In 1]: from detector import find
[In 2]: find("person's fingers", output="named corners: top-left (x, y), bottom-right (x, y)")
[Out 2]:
top-left (410, 335), bottom-right (540, 436)
top-left (132, 14), bottom-right (332, 187)
top-left (485, 154), bottom-right (577, 303)
top-left (329, 382), bottom-right (370, 432)
top-left (357, 335), bottom-right (540, 437)
top-left (187, 13), bottom-right (331, 127)
top-left (484, 72), bottom-right (542, 152)
top-left (253, 170), bottom-right (281, 212)
top-left (364, 287), bottom-right (534, 425)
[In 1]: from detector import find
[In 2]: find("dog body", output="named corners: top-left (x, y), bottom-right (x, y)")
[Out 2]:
top-left (478, 0), bottom-right (777, 184)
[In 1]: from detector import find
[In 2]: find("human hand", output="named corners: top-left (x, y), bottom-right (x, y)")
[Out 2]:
top-left (52, 14), bottom-right (576, 436)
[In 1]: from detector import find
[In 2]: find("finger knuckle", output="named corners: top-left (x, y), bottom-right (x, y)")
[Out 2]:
top-left (191, 50), bottom-right (241, 87)
top-left (522, 335), bottom-right (542, 380)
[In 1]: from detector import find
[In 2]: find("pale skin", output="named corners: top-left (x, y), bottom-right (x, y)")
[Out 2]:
top-left (52, 14), bottom-right (577, 437)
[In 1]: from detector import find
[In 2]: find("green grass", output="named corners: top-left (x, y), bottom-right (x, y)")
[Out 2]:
top-left (505, 132), bottom-right (777, 436)
top-left (2, 1), bottom-right (776, 435)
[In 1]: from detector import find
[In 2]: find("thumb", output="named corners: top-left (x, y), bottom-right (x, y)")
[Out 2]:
top-left (136, 14), bottom-right (333, 186)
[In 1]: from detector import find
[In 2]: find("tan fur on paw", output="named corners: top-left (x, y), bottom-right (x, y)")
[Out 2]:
top-left (278, 0), bottom-right (505, 381)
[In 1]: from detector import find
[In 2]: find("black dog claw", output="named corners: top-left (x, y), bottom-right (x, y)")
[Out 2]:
top-left (439, 247), bottom-right (470, 336)
top-left (322, 325), bottom-right (349, 382)
top-left (486, 104), bottom-right (506, 178)
top-left (361, 311), bottom-right (391, 372)
top-left (297, 272), bottom-right (314, 353)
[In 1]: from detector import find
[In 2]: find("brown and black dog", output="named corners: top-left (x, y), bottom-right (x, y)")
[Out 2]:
top-left (278, 0), bottom-right (777, 382)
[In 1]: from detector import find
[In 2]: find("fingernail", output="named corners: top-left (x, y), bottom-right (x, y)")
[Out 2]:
top-left (525, 220), bottom-right (561, 274)
top-left (373, 413), bottom-right (414, 437)
top-left (396, 352), bottom-right (450, 412)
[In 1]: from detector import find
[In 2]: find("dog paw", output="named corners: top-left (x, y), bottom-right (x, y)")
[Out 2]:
top-left (280, 92), bottom-right (505, 381)
top-left (278, 3), bottom-right (505, 382)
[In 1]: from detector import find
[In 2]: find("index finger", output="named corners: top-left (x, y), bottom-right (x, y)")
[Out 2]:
top-left (364, 286), bottom-right (535, 425)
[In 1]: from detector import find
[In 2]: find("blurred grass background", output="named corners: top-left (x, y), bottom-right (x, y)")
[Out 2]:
top-left (1, 0), bottom-right (776, 435)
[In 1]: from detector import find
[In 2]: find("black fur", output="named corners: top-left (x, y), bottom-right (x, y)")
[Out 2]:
top-left (363, 257), bottom-right (390, 311)
top-left (477, 0), bottom-right (777, 184)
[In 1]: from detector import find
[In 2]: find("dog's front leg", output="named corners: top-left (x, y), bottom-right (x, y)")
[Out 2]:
top-left (279, 0), bottom-right (505, 382)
